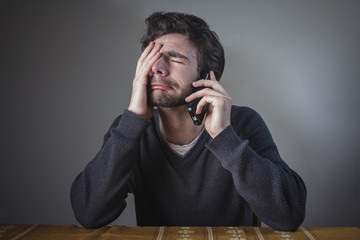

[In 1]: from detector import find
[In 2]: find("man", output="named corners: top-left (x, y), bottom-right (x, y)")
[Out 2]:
top-left (71, 12), bottom-right (306, 231)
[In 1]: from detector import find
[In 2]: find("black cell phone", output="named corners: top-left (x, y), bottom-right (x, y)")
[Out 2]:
top-left (187, 72), bottom-right (209, 125)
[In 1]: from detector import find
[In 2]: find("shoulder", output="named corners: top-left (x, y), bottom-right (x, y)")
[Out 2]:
top-left (230, 105), bottom-right (269, 137)
top-left (230, 105), bottom-right (263, 124)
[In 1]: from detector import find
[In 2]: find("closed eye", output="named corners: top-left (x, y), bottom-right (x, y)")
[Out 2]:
top-left (171, 59), bottom-right (184, 64)
top-left (165, 51), bottom-right (189, 64)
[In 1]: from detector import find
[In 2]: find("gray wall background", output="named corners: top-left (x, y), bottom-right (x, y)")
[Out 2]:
top-left (1, 0), bottom-right (359, 227)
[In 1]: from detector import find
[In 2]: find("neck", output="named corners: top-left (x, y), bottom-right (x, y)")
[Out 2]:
top-left (158, 105), bottom-right (204, 145)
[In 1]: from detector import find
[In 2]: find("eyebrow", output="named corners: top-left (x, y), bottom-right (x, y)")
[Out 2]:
top-left (164, 51), bottom-right (190, 62)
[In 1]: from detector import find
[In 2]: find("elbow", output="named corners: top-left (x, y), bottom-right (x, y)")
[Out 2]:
top-left (70, 188), bottom-right (106, 229)
top-left (71, 199), bottom-right (104, 229)
top-left (70, 190), bottom-right (126, 229)
top-left (71, 203), bottom-right (121, 229)
top-left (262, 197), bottom-right (307, 232)
top-left (273, 211), bottom-right (305, 232)
top-left (74, 213), bottom-right (104, 229)
top-left (260, 207), bottom-right (305, 232)
top-left (77, 217), bottom-right (111, 229)
top-left (271, 200), bottom-right (307, 232)
top-left (71, 199), bottom-right (125, 229)
top-left (276, 179), bottom-right (307, 231)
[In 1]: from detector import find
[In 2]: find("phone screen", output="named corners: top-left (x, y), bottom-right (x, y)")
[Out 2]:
top-left (187, 73), bottom-right (209, 125)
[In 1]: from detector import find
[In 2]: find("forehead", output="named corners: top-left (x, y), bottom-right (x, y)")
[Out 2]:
top-left (154, 33), bottom-right (198, 62)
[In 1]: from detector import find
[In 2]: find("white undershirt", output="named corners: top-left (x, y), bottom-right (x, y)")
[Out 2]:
top-left (162, 129), bottom-right (204, 157)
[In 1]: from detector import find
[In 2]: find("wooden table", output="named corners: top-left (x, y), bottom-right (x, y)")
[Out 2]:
top-left (0, 224), bottom-right (359, 240)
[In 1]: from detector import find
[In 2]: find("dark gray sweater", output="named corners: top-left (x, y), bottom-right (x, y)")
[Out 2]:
top-left (70, 106), bottom-right (306, 231)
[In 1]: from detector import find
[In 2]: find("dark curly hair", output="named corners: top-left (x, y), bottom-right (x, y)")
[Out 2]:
top-left (141, 12), bottom-right (225, 80)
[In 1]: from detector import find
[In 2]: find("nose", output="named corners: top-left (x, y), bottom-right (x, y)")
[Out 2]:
top-left (150, 57), bottom-right (169, 77)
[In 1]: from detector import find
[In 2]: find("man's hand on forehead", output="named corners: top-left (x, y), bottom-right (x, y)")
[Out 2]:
top-left (128, 41), bottom-right (163, 119)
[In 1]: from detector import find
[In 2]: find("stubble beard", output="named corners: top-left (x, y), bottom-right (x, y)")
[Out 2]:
top-left (147, 77), bottom-right (193, 108)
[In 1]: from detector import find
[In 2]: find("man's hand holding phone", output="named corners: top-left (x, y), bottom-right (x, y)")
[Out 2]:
top-left (187, 72), bottom-right (209, 126)
top-left (128, 42), bottom-right (162, 119)
top-left (185, 71), bottom-right (232, 138)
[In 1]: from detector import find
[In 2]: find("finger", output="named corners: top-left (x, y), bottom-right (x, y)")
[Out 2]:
top-left (195, 95), bottom-right (217, 115)
top-left (144, 43), bottom-right (163, 62)
top-left (136, 43), bottom-right (162, 73)
top-left (139, 50), bottom-right (162, 75)
top-left (137, 42), bottom-right (155, 68)
top-left (141, 41), bottom-right (155, 58)
top-left (196, 94), bottom-right (231, 115)
top-left (137, 44), bottom-right (162, 77)
top-left (138, 42), bottom-right (161, 63)
top-left (209, 70), bottom-right (217, 81)
top-left (192, 80), bottom-right (228, 96)
top-left (185, 87), bottom-right (225, 103)
top-left (134, 55), bottom-right (162, 86)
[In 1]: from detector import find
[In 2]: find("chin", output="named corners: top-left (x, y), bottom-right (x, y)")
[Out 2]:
top-left (149, 96), bottom-right (186, 108)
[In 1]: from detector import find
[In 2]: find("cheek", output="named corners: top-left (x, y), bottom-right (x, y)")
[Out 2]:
top-left (181, 67), bottom-right (199, 84)
top-left (170, 64), bottom-right (199, 87)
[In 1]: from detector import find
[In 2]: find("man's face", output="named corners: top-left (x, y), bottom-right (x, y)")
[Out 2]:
top-left (147, 33), bottom-right (199, 107)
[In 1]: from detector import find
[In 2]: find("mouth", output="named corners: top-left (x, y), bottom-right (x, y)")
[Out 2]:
top-left (150, 83), bottom-right (173, 90)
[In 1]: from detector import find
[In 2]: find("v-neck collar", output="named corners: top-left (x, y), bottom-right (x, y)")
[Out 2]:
top-left (153, 109), bottom-right (211, 168)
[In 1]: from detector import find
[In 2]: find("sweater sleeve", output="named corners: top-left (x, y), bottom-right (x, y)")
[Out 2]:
top-left (205, 107), bottom-right (307, 232)
top-left (70, 110), bottom-right (151, 229)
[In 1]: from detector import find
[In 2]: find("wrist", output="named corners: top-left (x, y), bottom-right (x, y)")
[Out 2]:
top-left (128, 106), bottom-right (153, 120)
top-left (208, 123), bottom-right (230, 139)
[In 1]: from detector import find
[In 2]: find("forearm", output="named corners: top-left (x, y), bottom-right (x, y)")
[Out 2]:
top-left (206, 125), bottom-right (306, 231)
top-left (70, 110), bottom-right (150, 228)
